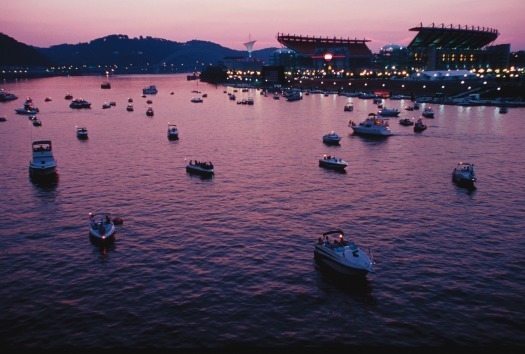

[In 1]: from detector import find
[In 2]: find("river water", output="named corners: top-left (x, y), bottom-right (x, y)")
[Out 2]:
top-left (1, 74), bottom-right (524, 348)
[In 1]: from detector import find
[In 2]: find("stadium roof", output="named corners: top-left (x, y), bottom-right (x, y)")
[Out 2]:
top-left (276, 33), bottom-right (372, 57)
top-left (407, 23), bottom-right (499, 50)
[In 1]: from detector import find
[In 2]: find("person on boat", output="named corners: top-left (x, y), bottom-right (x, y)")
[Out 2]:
top-left (318, 237), bottom-right (323, 245)
top-left (105, 214), bottom-right (111, 224)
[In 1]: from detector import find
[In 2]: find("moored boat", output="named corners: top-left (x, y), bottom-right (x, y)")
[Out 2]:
top-left (349, 113), bottom-right (393, 137)
top-left (399, 118), bottom-right (414, 126)
top-left (378, 107), bottom-right (400, 117)
top-left (143, 85), bottom-right (158, 94)
top-left (101, 81), bottom-right (111, 89)
top-left (89, 212), bottom-right (116, 244)
top-left (452, 162), bottom-right (476, 189)
top-left (167, 124), bottom-right (179, 140)
top-left (146, 106), bottom-right (154, 116)
top-left (69, 98), bottom-right (91, 109)
top-left (344, 102), bottom-right (354, 111)
top-left (319, 155), bottom-right (348, 171)
top-left (76, 126), bottom-right (89, 139)
top-left (322, 131), bottom-right (342, 145)
top-left (314, 229), bottom-right (375, 276)
top-left (421, 107), bottom-right (434, 118)
top-left (29, 140), bottom-right (57, 177)
top-left (413, 118), bottom-right (427, 132)
top-left (186, 160), bottom-right (214, 177)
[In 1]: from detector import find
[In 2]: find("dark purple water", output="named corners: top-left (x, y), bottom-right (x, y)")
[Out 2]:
top-left (1, 75), bottom-right (524, 348)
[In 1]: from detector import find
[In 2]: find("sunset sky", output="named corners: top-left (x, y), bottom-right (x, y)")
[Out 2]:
top-left (2, 0), bottom-right (524, 53)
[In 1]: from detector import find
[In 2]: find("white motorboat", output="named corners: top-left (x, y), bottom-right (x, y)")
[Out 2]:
top-left (322, 131), bottom-right (342, 145)
top-left (378, 107), bottom-right (400, 117)
top-left (344, 102), bottom-right (354, 111)
top-left (69, 98), bottom-right (91, 109)
top-left (29, 140), bottom-right (57, 177)
top-left (167, 124), bottom-right (179, 140)
top-left (89, 212), bottom-right (116, 244)
top-left (422, 107), bottom-right (435, 118)
top-left (349, 113), bottom-right (393, 137)
top-left (452, 162), bottom-right (477, 189)
top-left (186, 160), bottom-right (214, 177)
top-left (143, 85), bottom-right (158, 94)
top-left (314, 229), bottom-right (375, 276)
top-left (76, 126), bottom-right (88, 139)
top-left (319, 155), bottom-right (348, 171)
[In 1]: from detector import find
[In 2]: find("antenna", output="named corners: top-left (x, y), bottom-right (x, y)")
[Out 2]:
top-left (243, 34), bottom-right (256, 58)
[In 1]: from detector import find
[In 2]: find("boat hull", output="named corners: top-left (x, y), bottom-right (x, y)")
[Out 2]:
top-left (319, 160), bottom-right (347, 171)
top-left (452, 174), bottom-right (476, 189)
top-left (351, 127), bottom-right (392, 136)
top-left (186, 165), bottom-right (214, 177)
top-left (314, 248), bottom-right (371, 277)
top-left (29, 165), bottom-right (57, 177)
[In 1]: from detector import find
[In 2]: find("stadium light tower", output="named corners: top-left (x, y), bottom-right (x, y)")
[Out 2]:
top-left (244, 34), bottom-right (256, 58)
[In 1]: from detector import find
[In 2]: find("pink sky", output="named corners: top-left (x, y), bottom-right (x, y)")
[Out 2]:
top-left (2, 0), bottom-right (524, 53)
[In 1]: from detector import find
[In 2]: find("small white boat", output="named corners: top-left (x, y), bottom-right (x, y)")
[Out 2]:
top-left (126, 104), bottom-right (134, 112)
top-left (344, 102), bottom-right (354, 111)
top-left (350, 113), bottom-right (393, 137)
top-left (378, 107), bottom-right (400, 117)
top-left (76, 126), bottom-right (88, 139)
top-left (89, 212), bottom-right (116, 244)
top-left (29, 140), bottom-right (57, 177)
top-left (69, 98), bottom-right (91, 109)
top-left (322, 131), bottom-right (342, 145)
top-left (186, 160), bottom-right (214, 177)
top-left (421, 107), bottom-right (435, 118)
top-left (102, 103), bottom-right (111, 109)
top-left (143, 85), bottom-right (158, 94)
top-left (319, 155), bottom-right (348, 171)
top-left (191, 97), bottom-right (203, 103)
top-left (452, 162), bottom-right (477, 189)
top-left (314, 229), bottom-right (375, 276)
top-left (167, 124), bottom-right (179, 140)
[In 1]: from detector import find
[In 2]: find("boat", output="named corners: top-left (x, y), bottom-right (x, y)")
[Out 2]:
top-left (314, 229), bottom-right (375, 276)
top-left (29, 140), bottom-right (57, 177)
top-left (102, 102), bottom-right (111, 109)
top-left (32, 119), bottom-right (42, 127)
top-left (44, 97), bottom-right (52, 102)
top-left (15, 98), bottom-right (39, 115)
top-left (101, 81), bottom-right (111, 89)
top-left (64, 93), bottom-right (73, 100)
top-left (143, 85), bottom-right (158, 94)
top-left (451, 162), bottom-right (477, 189)
top-left (285, 91), bottom-right (302, 102)
top-left (69, 98), bottom-right (91, 109)
top-left (0, 116), bottom-right (7, 122)
top-left (146, 107), bottom-right (154, 116)
top-left (126, 104), bottom-right (134, 112)
top-left (405, 106), bottom-right (414, 111)
top-left (76, 126), bottom-right (88, 139)
top-left (109, 101), bottom-right (116, 106)
top-left (246, 97), bottom-right (254, 105)
top-left (378, 107), bottom-right (400, 117)
top-left (322, 131), bottom-right (342, 145)
top-left (319, 155), bottom-right (348, 171)
top-left (146, 99), bottom-right (153, 104)
top-left (344, 102), bottom-right (354, 111)
top-left (398, 118), bottom-right (414, 126)
top-left (128, 97), bottom-right (133, 103)
top-left (421, 107), bottom-right (435, 118)
top-left (191, 97), bottom-right (203, 103)
top-left (349, 113), bottom-right (393, 137)
top-left (186, 160), bottom-right (214, 177)
top-left (413, 118), bottom-right (427, 132)
top-left (167, 124), bottom-right (179, 140)
top-left (273, 93), bottom-right (280, 100)
top-left (499, 106), bottom-right (509, 114)
top-left (413, 102), bottom-right (420, 110)
top-left (0, 89), bottom-right (18, 102)
top-left (89, 212), bottom-right (116, 244)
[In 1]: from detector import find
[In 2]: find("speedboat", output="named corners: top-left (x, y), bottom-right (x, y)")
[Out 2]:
top-left (69, 98), bottom-right (91, 109)
top-left (102, 102), bottom-right (111, 109)
top-left (323, 131), bottom-right (342, 145)
top-left (146, 107), bottom-right (154, 116)
top-left (64, 93), bottom-right (73, 100)
top-left (143, 85), bottom-right (158, 94)
top-left (350, 113), bottom-right (393, 137)
top-left (29, 140), bottom-right (57, 177)
top-left (167, 124), bottom-right (179, 140)
top-left (0, 89), bottom-right (18, 102)
top-left (15, 99), bottom-right (39, 115)
top-left (89, 212), bottom-right (116, 244)
top-left (319, 155), bottom-right (348, 171)
top-left (378, 107), bottom-right (400, 117)
top-left (191, 97), bottom-right (203, 103)
top-left (398, 118), bottom-right (414, 126)
top-left (344, 102), bottom-right (354, 111)
top-left (186, 160), bottom-right (214, 177)
top-left (452, 162), bottom-right (476, 189)
top-left (314, 229), bottom-right (375, 276)
top-left (76, 126), bottom-right (88, 139)
top-left (414, 118), bottom-right (427, 132)
top-left (246, 97), bottom-right (254, 105)
top-left (32, 119), bottom-right (42, 127)
top-left (126, 104), bottom-right (134, 112)
top-left (422, 107), bottom-right (435, 118)
top-left (101, 81), bottom-right (111, 89)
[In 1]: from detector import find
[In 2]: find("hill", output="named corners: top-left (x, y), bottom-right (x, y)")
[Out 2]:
top-left (0, 33), bottom-right (278, 74)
